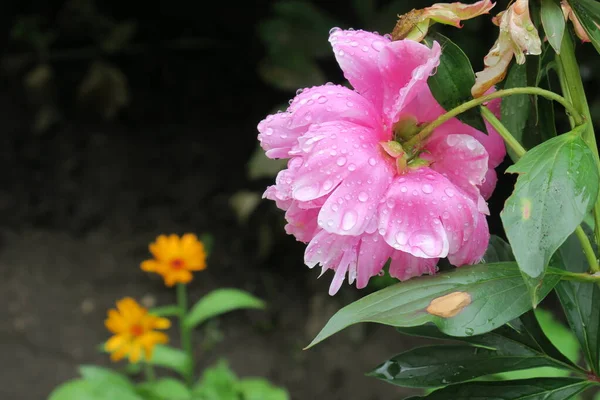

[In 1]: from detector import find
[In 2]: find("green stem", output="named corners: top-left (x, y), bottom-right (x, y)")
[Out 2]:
top-left (177, 283), bottom-right (194, 386)
top-left (480, 107), bottom-right (526, 158)
top-left (405, 87), bottom-right (584, 148)
top-left (556, 31), bottom-right (600, 247)
top-left (144, 363), bottom-right (156, 382)
top-left (556, 270), bottom-right (600, 283)
top-left (575, 226), bottom-right (600, 274)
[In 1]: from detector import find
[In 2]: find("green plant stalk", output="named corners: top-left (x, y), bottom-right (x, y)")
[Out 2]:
top-left (557, 270), bottom-right (600, 283)
top-left (404, 87), bottom-right (584, 149)
top-left (144, 362), bottom-right (156, 382)
top-left (177, 283), bottom-right (194, 386)
top-left (556, 31), bottom-right (600, 248)
top-left (482, 107), bottom-right (599, 275)
top-left (480, 107), bottom-right (526, 158)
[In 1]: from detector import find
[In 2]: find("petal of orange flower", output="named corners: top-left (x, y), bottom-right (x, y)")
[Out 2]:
top-left (141, 259), bottom-right (162, 272)
top-left (105, 310), bottom-right (128, 333)
top-left (110, 342), bottom-right (131, 362)
top-left (128, 342), bottom-right (143, 364)
top-left (105, 334), bottom-right (128, 351)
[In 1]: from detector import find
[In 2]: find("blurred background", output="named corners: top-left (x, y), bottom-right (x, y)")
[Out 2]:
top-left (1, 0), bottom-right (599, 399)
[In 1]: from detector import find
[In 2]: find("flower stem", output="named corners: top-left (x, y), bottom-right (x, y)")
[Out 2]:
top-left (405, 87), bottom-right (583, 149)
top-left (556, 270), bottom-right (600, 283)
top-left (480, 107), bottom-right (526, 158)
top-left (177, 283), bottom-right (194, 385)
top-left (555, 31), bottom-right (600, 249)
top-left (144, 362), bottom-right (156, 382)
top-left (575, 226), bottom-right (600, 274)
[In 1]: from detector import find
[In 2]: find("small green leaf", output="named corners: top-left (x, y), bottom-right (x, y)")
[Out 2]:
top-left (184, 289), bottom-right (265, 329)
top-left (237, 378), bottom-right (290, 400)
top-left (369, 344), bottom-right (568, 388)
top-left (307, 263), bottom-right (560, 348)
top-left (423, 33), bottom-right (487, 134)
top-left (568, 0), bottom-right (600, 53)
top-left (49, 379), bottom-right (143, 400)
top-left (501, 133), bottom-right (600, 303)
top-left (405, 378), bottom-right (592, 399)
top-left (149, 305), bottom-right (180, 318)
top-left (78, 365), bottom-right (134, 389)
top-left (542, 0), bottom-right (567, 53)
top-left (501, 62), bottom-right (530, 161)
top-left (137, 378), bottom-right (191, 400)
top-left (193, 360), bottom-right (238, 400)
top-left (148, 345), bottom-right (192, 376)
top-left (199, 233), bottom-right (214, 257)
top-left (555, 230), bottom-right (600, 374)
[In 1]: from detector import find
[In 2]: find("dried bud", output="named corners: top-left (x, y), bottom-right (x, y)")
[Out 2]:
top-left (561, 0), bottom-right (591, 43)
top-left (472, 0), bottom-right (542, 97)
top-left (392, 0), bottom-right (495, 42)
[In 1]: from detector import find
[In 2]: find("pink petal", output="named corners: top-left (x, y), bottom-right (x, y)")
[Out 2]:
top-left (291, 121), bottom-right (378, 202)
top-left (389, 250), bottom-right (438, 281)
top-left (447, 212), bottom-right (490, 266)
top-left (356, 234), bottom-right (393, 289)
top-left (480, 169), bottom-right (498, 200)
top-left (284, 202), bottom-right (320, 243)
top-left (304, 230), bottom-right (361, 295)
top-left (262, 157), bottom-right (304, 209)
top-left (378, 40), bottom-right (442, 125)
top-left (329, 29), bottom-right (390, 110)
top-left (288, 85), bottom-right (380, 132)
top-left (318, 155), bottom-right (394, 236)
top-left (377, 168), bottom-right (479, 259)
top-left (423, 133), bottom-right (489, 207)
top-left (257, 112), bottom-right (305, 159)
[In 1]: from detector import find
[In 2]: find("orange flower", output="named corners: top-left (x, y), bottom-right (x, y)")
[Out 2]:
top-left (141, 234), bottom-right (207, 286)
top-left (104, 297), bottom-right (170, 363)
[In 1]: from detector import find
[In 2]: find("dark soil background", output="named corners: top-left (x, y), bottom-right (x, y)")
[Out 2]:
top-left (0, 0), bottom-right (599, 399)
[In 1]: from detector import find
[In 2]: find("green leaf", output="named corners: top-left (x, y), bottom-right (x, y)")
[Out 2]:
top-left (148, 345), bottom-right (192, 376)
top-left (184, 288), bottom-right (265, 329)
top-left (482, 236), bottom-right (515, 263)
top-left (137, 378), bottom-right (191, 400)
top-left (369, 344), bottom-right (569, 388)
top-left (542, 0), bottom-right (567, 53)
top-left (405, 378), bottom-right (592, 399)
top-left (307, 263), bottom-right (560, 348)
top-left (568, 0), bottom-right (600, 53)
top-left (237, 378), bottom-right (290, 400)
top-left (501, 62), bottom-right (530, 161)
top-left (148, 305), bottom-right (180, 317)
top-left (501, 133), bottom-right (600, 303)
top-left (79, 365), bottom-right (133, 384)
top-left (423, 33), bottom-right (487, 134)
top-left (555, 230), bottom-right (600, 374)
top-left (199, 233), bottom-right (214, 257)
top-left (193, 360), bottom-right (239, 400)
top-left (49, 379), bottom-right (143, 400)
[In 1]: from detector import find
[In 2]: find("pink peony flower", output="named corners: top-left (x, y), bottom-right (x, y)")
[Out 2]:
top-left (258, 29), bottom-right (506, 295)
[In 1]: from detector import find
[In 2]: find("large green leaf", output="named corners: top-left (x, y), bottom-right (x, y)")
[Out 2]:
top-left (237, 378), bottom-right (290, 400)
top-left (307, 263), bottom-right (561, 348)
top-left (148, 345), bottom-right (192, 376)
top-left (405, 378), bottom-right (592, 400)
top-left (184, 288), bottom-right (265, 329)
top-left (368, 344), bottom-right (568, 388)
top-left (423, 33), bottom-right (487, 134)
top-left (555, 230), bottom-right (600, 374)
top-left (482, 236), bottom-right (514, 263)
top-left (193, 360), bottom-right (239, 400)
top-left (501, 133), bottom-right (599, 303)
top-left (501, 62), bottom-right (530, 161)
top-left (78, 365), bottom-right (135, 389)
top-left (568, 0), bottom-right (600, 53)
top-left (542, 0), bottom-right (567, 53)
top-left (137, 378), bottom-right (191, 400)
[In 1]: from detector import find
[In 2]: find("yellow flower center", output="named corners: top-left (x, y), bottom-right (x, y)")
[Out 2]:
top-left (130, 324), bottom-right (144, 337)
top-left (170, 258), bottom-right (185, 270)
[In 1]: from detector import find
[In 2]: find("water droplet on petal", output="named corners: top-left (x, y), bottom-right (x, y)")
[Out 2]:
top-left (446, 135), bottom-right (459, 147)
top-left (342, 211), bottom-right (358, 231)
top-left (336, 157), bottom-right (347, 166)
top-left (422, 184), bottom-right (433, 194)
top-left (329, 27), bottom-right (341, 35)
top-left (371, 40), bottom-right (385, 51)
top-left (323, 180), bottom-right (334, 191)
top-left (348, 163), bottom-right (356, 171)
top-left (358, 192), bottom-right (369, 202)
top-left (368, 157), bottom-right (377, 166)
top-left (444, 188), bottom-right (455, 197)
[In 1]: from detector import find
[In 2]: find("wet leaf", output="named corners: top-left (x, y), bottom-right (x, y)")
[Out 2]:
top-left (542, 0), bottom-right (566, 53)
top-left (501, 61), bottom-right (530, 161)
top-left (501, 133), bottom-right (599, 304)
top-left (307, 263), bottom-right (560, 348)
top-left (568, 0), bottom-right (600, 53)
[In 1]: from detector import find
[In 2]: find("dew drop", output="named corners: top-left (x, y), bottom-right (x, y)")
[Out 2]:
top-left (329, 27), bottom-right (341, 35)
top-left (358, 192), bottom-right (369, 202)
top-left (317, 96), bottom-right (328, 104)
top-left (371, 40), bottom-right (385, 51)
top-left (422, 184), bottom-right (433, 194)
top-left (368, 157), bottom-right (377, 166)
top-left (444, 188), bottom-right (455, 197)
top-left (348, 163), bottom-right (357, 171)
top-left (336, 157), bottom-right (347, 166)
top-left (323, 180), bottom-right (334, 191)
top-left (342, 211), bottom-right (358, 231)
top-left (400, 186), bottom-right (408, 193)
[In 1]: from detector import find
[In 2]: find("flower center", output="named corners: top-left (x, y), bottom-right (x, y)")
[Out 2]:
top-left (130, 324), bottom-right (144, 337)
top-left (380, 116), bottom-right (432, 174)
top-left (170, 258), bottom-right (185, 270)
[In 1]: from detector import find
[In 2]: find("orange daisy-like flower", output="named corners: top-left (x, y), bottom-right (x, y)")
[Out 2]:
top-left (141, 234), bottom-right (207, 286)
top-left (104, 297), bottom-right (170, 363)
